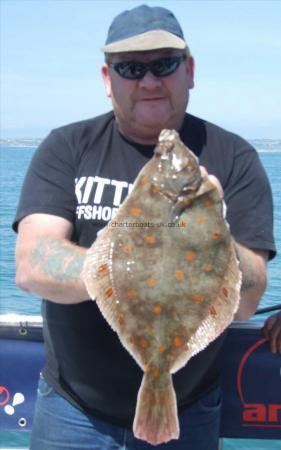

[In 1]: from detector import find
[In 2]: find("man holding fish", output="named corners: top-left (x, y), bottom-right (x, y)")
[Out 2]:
top-left (14, 4), bottom-right (275, 450)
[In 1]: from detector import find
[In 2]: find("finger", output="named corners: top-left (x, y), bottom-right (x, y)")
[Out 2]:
top-left (277, 333), bottom-right (281, 354)
top-left (199, 166), bottom-right (223, 198)
top-left (268, 321), bottom-right (281, 354)
top-left (269, 336), bottom-right (277, 354)
top-left (266, 326), bottom-right (277, 353)
top-left (262, 316), bottom-right (277, 337)
top-left (208, 175), bottom-right (223, 197)
top-left (199, 166), bottom-right (208, 177)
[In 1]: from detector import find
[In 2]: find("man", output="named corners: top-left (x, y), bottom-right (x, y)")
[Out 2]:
top-left (14, 4), bottom-right (275, 450)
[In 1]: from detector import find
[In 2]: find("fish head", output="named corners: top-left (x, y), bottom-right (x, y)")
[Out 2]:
top-left (152, 129), bottom-right (201, 199)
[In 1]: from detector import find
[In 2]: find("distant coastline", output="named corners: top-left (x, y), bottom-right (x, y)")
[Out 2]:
top-left (250, 139), bottom-right (281, 152)
top-left (0, 138), bottom-right (42, 148)
top-left (1, 138), bottom-right (281, 152)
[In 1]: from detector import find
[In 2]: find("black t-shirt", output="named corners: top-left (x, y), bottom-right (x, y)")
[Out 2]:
top-left (13, 111), bottom-right (276, 427)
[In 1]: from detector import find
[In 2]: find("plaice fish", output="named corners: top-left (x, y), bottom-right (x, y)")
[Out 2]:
top-left (83, 129), bottom-right (241, 446)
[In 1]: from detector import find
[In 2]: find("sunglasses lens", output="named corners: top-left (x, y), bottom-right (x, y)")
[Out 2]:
top-left (151, 57), bottom-right (181, 77)
top-left (111, 56), bottom-right (184, 80)
top-left (115, 62), bottom-right (145, 79)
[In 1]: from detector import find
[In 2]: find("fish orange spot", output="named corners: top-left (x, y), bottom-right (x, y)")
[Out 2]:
top-left (162, 191), bottom-right (174, 200)
top-left (175, 270), bottom-right (185, 280)
top-left (199, 216), bottom-right (206, 225)
top-left (118, 316), bottom-right (125, 326)
top-left (147, 276), bottom-right (157, 286)
top-left (145, 235), bottom-right (156, 244)
top-left (182, 197), bottom-right (191, 207)
top-left (98, 263), bottom-right (108, 274)
top-left (192, 294), bottom-right (203, 304)
top-left (105, 287), bottom-right (113, 298)
top-left (186, 251), bottom-right (196, 262)
top-left (212, 232), bottom-right (222, 240)
top-left (203, 263), bottom-right (213, 272)
top-left (204, 199), bottom-right (213, 208)
top-left (159, 344), bottom-right (165, 353)
top-left (210, 306), bottom-right (217, 317)
top-left (123, 244), bottom-right (130, 253)
top-left (151, 185), bottom-right (159, 193)
top-left (139, 338), bottom-right (149, 349)
top-left (173, 337), bottom-right (182, 347)
top-left (187, 160), bottom-right (195, 169)
top-left (140, 175), bottom-right (149, 186)
top-left (222, 287), bottom-right (229, 298)
top-left (130, 207), bottom-right (141, 217)
top-left (128, 336), bottom-right (134, 344)
top-left (144, 365), bottom-right (151, 373)
top-left (153, 369), bottom-right (160, 378)
top-left (153, 305), bottom-right (162, 314)
top-left (127, 289), bottom-right (137, 300)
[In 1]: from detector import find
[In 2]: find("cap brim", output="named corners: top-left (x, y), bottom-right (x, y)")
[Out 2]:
top-left (101, 30), bottom-right (187, 53)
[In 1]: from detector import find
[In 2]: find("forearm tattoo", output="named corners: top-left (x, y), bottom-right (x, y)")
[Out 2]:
top-left (31, 237), bottom-right (85, 282)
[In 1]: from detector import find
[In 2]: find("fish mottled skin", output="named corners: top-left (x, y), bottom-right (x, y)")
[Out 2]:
top-left (83, 129), bottom-right (241, 446)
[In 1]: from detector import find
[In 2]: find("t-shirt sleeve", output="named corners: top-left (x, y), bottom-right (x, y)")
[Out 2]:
top-left (13, 129), bottom-right (77, 232)
top-left (223, 136), bottom-right (276, 260)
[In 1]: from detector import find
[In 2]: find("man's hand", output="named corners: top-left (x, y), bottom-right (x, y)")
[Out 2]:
top-left (262, 312), bottom-right (281, 354)
top-left (200, 166), bottom-right (223, 197)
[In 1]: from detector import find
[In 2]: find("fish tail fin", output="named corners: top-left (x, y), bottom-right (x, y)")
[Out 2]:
top-left (133, 372), bottom-right (179, 446)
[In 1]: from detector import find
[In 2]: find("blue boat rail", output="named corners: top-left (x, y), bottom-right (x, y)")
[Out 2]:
top-left (0, 312), bottom-right (280, 440)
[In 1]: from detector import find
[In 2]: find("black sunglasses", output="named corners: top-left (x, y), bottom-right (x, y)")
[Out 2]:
top-left (109, 55), bottom-right (186, 80)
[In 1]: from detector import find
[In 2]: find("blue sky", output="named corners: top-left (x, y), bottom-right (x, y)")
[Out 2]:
top-left (1, 0), bottom-right (280, 139)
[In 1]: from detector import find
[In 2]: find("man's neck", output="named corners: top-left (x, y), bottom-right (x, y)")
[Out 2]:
top-left (116, 117), bottom-right (185, 146)
top-left (117, 123), bottom-right (160, 145)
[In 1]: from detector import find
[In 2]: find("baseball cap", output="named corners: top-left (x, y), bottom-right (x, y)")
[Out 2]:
top-left (101, 4), bottom-right (188, 54)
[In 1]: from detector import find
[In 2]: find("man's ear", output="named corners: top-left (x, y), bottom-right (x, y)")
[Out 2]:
top-left (186, 56), bottom-right (195, 90)
top-left (101, 64), bottom-right (112, 97)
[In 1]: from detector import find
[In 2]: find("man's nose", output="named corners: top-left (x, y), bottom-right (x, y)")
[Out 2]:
top-left (138, 70), bottom-right (163, 89)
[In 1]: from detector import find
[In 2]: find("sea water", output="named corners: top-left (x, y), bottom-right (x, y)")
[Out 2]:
top-left (0, 146), bottom-right (280, 449)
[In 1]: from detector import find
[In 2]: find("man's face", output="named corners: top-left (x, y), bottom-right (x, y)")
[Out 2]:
top-left (101, 49), bottom-right (195, 144)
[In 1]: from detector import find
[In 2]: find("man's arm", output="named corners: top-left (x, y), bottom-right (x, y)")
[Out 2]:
top-left (234, 242), bottom-right (268, 320)
top-left (206, 171), bottom-right (269, 321)
top-left (15, 213), bottom-right (90, 304)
